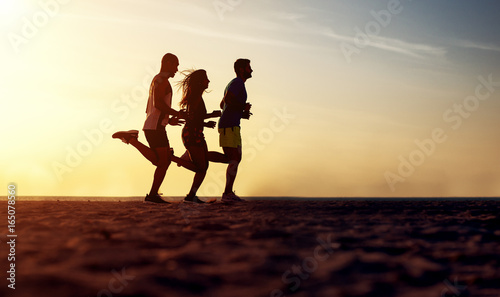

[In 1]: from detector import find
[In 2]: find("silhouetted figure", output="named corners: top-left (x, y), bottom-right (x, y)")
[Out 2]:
top-left (112, 53), bottom-right (185, 203)
top-left (174, 69), bottom-right (228, 203)
top-left (218, 59), bottom-right (253, 203)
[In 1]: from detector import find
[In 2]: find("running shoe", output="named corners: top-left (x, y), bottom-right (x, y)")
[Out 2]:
top-left (221, 192), bottom-right (245, 203)
top-left (184, 194), bottom-right (206, 204)
top-left (112, 130), bottom-right (139, 144)
top-left (144, 193), bottom-right (169, 204)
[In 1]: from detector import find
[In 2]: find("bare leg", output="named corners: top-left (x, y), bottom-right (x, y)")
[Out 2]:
top-left (185, 145), bottom-right (209, 197)
top-left (129, 138), bottom-right (159, 165)
top-left (208, 151), bottom-right (229, 163)
top-left (149, 147), bottom-right (171, 196)
top-left (223, 146), bottom-right (242, 194)
top-left (176, 150), bottom-right (228, 170)
top-left (175, 150), bottom-right (191, 168)
top-left (172, 153), bottom-right (198, 172)
top-left (180, 150), bottom-right (190, 162)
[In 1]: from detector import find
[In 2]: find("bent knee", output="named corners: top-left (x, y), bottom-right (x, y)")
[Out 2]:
top-left (195, 162), bottom-right (208, 173)
top-left (229, 157), bottom-right (241, 164)
top-left (156, 156), bottom-right (171, 168)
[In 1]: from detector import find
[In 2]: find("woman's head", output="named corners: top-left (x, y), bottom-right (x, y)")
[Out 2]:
top-left (178, 69), bottom-right (209, 108)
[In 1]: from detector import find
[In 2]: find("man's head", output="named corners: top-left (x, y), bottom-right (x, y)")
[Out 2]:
top-left (161, 53), bottom-right (179, 77)
top-left (234, 58), bottom-right (252, 80)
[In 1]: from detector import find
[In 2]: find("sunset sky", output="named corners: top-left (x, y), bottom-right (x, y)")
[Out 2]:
top-left (2, 0), bottom-right (500, 198)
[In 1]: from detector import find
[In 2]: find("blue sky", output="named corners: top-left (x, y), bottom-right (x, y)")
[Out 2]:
top-left (1, 0), bottom-right (499, 197)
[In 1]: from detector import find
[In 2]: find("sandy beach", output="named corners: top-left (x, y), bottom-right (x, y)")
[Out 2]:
top-left (1, 199), bottom-right (500, 297)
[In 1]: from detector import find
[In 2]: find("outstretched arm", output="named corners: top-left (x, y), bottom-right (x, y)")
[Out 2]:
top-left (168, 117), bottom-right (185, 126)
top-left (205, 110), bottom-right (222, 119)
top-left (204, 121), bottom-right (217, 129)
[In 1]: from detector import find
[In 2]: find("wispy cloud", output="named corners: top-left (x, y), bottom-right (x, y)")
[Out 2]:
top-left (323, 28), bottom-right (447, 60)
top-left (60, 11), bottom-right (308, 50)
top-left (273, 12), bottom-right (307, 22)
top-left (163, 22), bottom-right (307, 49)
top-left (455, 40), bottom-right (500, 52)
top-left (322, 28), bottom-right (355, 43)
top-left (366, 35), bottom-right (448, 59)
top-left (268, 10), bottom-right (448, 61)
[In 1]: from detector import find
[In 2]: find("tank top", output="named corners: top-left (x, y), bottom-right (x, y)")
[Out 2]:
top-left (143, 73), bottom-right (172, 130)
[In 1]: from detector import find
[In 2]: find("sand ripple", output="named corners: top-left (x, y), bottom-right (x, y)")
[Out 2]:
top-left (1, 199), bottom-right (499, 297)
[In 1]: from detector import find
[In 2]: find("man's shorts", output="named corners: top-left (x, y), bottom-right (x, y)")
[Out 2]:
top-left (144, 128), bottom-right (170, 149)
top-left (218, 126), bottom-right (241, 148)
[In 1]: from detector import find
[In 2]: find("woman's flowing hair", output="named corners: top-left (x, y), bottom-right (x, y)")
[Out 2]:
top-left (177, 69), bottom-right (208, 109)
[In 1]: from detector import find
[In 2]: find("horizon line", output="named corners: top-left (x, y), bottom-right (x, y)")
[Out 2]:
top-left (2, 196), bottom-right (500, 201)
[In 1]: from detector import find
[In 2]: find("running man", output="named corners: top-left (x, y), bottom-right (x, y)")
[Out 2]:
top-left (218, 58), bottom-right (253, 203)
top-left (112, 53), bottom-right (185, 203)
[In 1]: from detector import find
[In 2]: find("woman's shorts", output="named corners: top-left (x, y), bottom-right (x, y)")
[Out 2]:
top-left (218, 126), bottom-right (241, 148)
top-left (144, 128), bottom-right (169, 149)
top-left (182, 127), bottom-right (205, 147)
